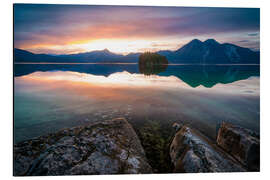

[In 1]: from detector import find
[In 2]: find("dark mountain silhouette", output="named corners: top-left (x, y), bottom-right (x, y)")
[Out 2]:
top-left (57, 49), bottom-right (125, 62)
top-left (14, 48), bottom-right (131, 63)
top-left (157, 39), bottom-right (260, 64)
top-left (14, 48), bottom-right (63, 63)
top-left (14, 39), bottom-right (259, 64)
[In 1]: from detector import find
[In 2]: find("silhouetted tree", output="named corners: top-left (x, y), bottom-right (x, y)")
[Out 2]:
top-left (139, 52), bottom-right (168, 75)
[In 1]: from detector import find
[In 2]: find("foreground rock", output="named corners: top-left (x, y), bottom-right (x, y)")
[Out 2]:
top-left (14, 118), bottom-right (152, 176)
top-left (217, 122), bottom-right (260, 171)
top-left (170, 125), bottom-right (246, 173)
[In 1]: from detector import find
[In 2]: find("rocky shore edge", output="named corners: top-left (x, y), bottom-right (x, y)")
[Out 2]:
top-left (170, 122), bottom-right (259, 172)
top-left (14, 118), bottom-right (259, 176)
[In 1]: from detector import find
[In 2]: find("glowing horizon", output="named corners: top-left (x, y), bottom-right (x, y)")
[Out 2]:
top-left (14, 5), bottom-right (260, 55)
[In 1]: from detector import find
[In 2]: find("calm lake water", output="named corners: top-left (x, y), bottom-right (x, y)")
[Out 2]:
top-left (14, 64), bottom-right (260, 143)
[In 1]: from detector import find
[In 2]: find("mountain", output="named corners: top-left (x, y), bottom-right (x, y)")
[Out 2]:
top-left (57, 49), bottom-right (126, 62)
top-left (14, 48), bottom-right (62, 63)
top-left (157, 39), bottom-right (260, 64)
top-left (14, 48), bottom-right (136, 63)
top-left (14, 39), bottom-right (259, 64)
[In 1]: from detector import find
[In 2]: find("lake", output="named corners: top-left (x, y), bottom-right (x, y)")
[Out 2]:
top-left (14, 63), bottom-right (260, 144)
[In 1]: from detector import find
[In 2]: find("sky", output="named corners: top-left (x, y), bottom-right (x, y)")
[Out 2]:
top-left (14, 4), bottom-right (260, 55)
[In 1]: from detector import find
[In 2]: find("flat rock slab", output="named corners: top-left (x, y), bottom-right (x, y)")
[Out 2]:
top-left (170, 125), bottom-right (246, 173)
top-left (14, 118), bottom-right (152, 176)
top-left (217, 122), bottom-right (260, 171)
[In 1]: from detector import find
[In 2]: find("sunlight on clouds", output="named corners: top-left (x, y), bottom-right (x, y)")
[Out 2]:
top-left (78, 39), bottom-right (155, 55)
top-left (25, 38), bottom-right (181, 55)
top-left (14, 5), bottom-right (260, 54)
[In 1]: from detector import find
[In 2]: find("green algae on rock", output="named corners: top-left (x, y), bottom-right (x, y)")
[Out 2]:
top-left (136, 120), bottom-right (174, 173)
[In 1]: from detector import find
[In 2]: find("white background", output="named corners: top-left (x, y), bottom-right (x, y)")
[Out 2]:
top-left (1, 0), bottom-right (269, 179)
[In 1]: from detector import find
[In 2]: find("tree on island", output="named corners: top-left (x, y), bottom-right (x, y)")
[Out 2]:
top-left (139, 52), bottom-right (168, 66)
top-left (138, 52), bottom-right (169, 75)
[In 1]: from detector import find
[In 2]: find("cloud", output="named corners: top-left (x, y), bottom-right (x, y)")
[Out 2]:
top-left (14, 4), bottom-right (260, 53)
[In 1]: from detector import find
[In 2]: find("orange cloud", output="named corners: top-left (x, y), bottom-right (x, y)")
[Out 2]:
top-left (14, 5), bottom-right (260, 54)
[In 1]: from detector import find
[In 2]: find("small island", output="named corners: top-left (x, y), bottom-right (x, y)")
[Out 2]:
top-left (138, 52), bottom-right (169, 75)
top-left (139, 52), bottom-right (168, 66)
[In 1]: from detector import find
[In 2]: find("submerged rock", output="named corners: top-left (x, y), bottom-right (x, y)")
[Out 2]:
top-left (217, 122), bottom-right (260, 171)
top-left (14, 118), bottom-right (152, 176)
top-left (170, 125), bottom-right (245, 173)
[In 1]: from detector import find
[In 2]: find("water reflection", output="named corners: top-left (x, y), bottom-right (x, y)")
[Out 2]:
top-left (159, 65), bottom-right (260, 88)
top-left (14, 64), bottom-right (138, 77)
top-left (139, 63), bottom-right (168, 75)
top-left (15, 64), bottom-right (259, 88)
top-left (15, 70), bottom-right (259, 94)
top-left (14, 70), bottom-right (259, 143)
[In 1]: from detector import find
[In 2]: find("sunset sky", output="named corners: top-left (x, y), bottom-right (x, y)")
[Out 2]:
top-left (14, 4), bottom-right (260, 55)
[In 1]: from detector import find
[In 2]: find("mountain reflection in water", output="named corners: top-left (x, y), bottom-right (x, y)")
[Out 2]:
top-left (14, 63), bottom-right (259, 143)
top-left (139, 64), bottom-right (168, 76)
top-left (14, 64), bottom-right (259, 88)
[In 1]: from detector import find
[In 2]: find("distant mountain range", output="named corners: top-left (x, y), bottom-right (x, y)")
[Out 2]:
top-left (14, 39), bottom-right (260, 64)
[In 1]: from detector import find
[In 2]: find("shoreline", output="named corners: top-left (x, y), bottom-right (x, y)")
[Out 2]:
top-left (14, 117), bottom-right (259, 175)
